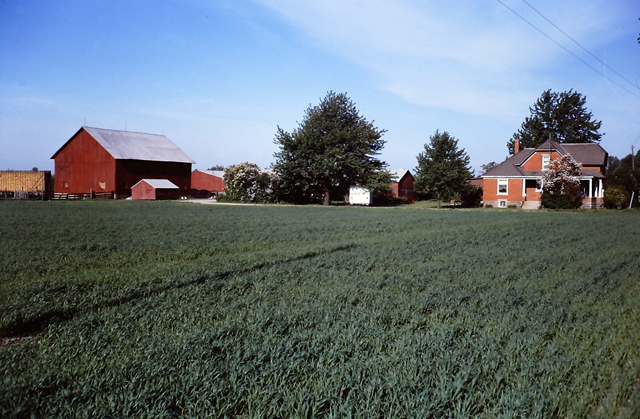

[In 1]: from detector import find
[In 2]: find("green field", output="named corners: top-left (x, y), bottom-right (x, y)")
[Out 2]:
top-left (1, 201), bottom-right (639, 418)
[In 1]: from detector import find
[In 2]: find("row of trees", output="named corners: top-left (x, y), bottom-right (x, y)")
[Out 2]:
top-left (220, 91), bottom-right (475, 206)
top-left (219, 88), bottom-right (633, 209)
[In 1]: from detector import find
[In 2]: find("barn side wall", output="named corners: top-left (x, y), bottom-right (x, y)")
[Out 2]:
top-left (191, 171), bottom-right (225, 193)
top-left (53, 130), bottom-right (115, 194)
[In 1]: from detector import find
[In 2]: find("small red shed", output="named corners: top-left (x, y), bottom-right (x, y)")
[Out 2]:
top-left (389, 169), bottom-right (416, 202)
top-left (131, 179), bottom-right (181, 200)
top-left (191, 170), bottom-right (225, 197)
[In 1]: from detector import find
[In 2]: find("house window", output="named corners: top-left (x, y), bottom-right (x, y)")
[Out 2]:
top-left (498, 200), bottom-right (507, 208)
top-left (497, 179), bottom-right (508, 195)
top-left (542, 154), bottom-right (551, 170)
top-left (536, 179), bottom-right (542, 192)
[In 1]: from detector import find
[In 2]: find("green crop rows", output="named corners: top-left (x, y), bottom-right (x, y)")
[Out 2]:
top-left (1, 200), bottom-right (639, 418)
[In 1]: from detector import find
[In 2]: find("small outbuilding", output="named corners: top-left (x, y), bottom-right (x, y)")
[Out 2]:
top-left (0, 170), bottom-right (51, 198)
top-left (349, 186), bottom-right (372, 205)
top-left (389, 169), bottom-right (416, 202)
top-left (131, 179), bottom-right (181, 200)
top-left (191, 170), bottom-right (225, 197)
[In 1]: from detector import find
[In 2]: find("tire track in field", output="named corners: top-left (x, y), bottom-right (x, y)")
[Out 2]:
top-left (0, 244), bottom-right (357, 343)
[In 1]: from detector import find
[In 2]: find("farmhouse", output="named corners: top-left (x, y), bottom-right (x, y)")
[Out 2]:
top-left (131, 179), bottom-right (181, 200)
top-left (389, 169), bottom-right (416, 202)
top-left (482, 139), bottom-right (608, 209)
top-left (191, 170), bottom-right (225, 197)
top-left (51, 127), bottom-right (194, 198)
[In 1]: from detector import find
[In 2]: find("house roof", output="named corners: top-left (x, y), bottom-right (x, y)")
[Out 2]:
top-left (559, 143), bottom-right (608, 166)
top-left (133, 179), bottom-right (179, 189)
top-left (482, 141), bottom-right (607, 178)
top-left (482, 149), bottom-right (534, 177)
top-left (52, 127), bottom-right (195, 164)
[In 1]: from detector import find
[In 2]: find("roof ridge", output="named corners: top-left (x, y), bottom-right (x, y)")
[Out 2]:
top-left (84, 126), bottom-right (166, 137)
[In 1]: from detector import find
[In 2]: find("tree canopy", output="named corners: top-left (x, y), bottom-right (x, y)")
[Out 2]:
top-left (273, 91), bottom-right (389, 205)
top-left (414, 130), bottom-right (472, 208)
top-left (606, 151), bottom-right (640, 208)
top-left (507, 89), bottom-right (603, 154)
top-left (480, 161), bottom-right (497, 174)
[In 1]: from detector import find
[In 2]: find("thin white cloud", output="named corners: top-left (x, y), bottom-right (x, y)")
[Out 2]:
top-left (252, 0), bottom-right (627, 118)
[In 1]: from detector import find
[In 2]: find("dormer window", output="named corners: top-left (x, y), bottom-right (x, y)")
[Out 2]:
top-left (542, 154), bottom-right (551, 170)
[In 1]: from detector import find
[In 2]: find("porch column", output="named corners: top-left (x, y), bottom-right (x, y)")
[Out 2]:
top-left (599, 179), bottom-right (603, 198)
top-left (522, 179), bottom-right (526, 197)
top-left (588, 178), bottom-right (592, 198)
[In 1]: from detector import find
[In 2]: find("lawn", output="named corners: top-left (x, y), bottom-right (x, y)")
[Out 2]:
top-left (1, 200), bottom-right (639, 418)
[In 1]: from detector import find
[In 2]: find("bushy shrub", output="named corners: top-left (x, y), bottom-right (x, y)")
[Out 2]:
top-left (603, 186), bottom-right (629, 209)
top-left (461, 185), bottom-right (483, 208)
top-left (393, 196), bottom-right (409, 205)
top-left (223, 162), bottom-right (279, 203)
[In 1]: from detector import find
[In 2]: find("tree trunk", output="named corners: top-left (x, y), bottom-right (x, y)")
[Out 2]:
top-left (323, 187), bottom-right (330, 206)
top-left (437, 192), bottom-right (441, 208)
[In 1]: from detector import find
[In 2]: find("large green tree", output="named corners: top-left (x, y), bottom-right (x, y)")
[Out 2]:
top-left (414, 130), bottom-right (472, 208)
top-left (273, 91), bottom-right (390, 205)
top-left (507, 89), bottom-right (603, 154)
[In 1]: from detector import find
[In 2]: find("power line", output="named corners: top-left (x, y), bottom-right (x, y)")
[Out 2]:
top-left (520, 0), bottom-right (640, 92)
top-left (496, 0), bottom-right (640, 100)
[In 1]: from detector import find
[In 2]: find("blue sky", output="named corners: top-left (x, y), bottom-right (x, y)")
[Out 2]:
top-left (1, 0), bottom-right (639, 174)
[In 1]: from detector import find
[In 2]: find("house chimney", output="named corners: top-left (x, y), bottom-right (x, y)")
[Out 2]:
top-left (514, 138), bottom-right (520, 155)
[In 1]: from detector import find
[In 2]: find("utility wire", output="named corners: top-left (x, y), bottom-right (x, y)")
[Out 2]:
top-left (520, 0), bottom-right (640, 92)
top-left (496, 0), bottom-right (640, 100)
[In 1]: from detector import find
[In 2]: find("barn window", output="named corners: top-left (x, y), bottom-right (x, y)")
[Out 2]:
top-left (497, 179), bottom-right (508, 195)
top-left (99, 182), bottom-right (106, 190)
top-left (63, 182), bottom-right (69, 189)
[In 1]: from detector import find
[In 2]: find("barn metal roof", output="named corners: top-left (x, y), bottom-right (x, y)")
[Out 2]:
top-left (197, 170), bottom-right (225, 178)
top-left (133, 179), bottom-right (179, 189)
top-left (52, 127), bottom-right (195, 164)
top-left (388, 169), bottom-right (412, 182)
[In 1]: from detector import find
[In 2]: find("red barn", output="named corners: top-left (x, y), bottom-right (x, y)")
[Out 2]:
top-left (389, 169), bottom-right (416, 202)
top-left (191, 170), bottom-right (225, 197)
top-left (51, 127), bottom-right (194, 198)
top-left (131, 179), bottom-right (181, 200)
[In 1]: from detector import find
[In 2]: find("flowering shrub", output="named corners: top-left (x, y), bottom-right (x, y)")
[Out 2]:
top-left (540, 154), bottom-right (583, 209)
top-left (222, 162), bottom-right (279, 203)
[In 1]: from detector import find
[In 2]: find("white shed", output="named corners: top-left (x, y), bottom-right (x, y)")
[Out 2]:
top-left (349, 186), bottom-right (371, 205)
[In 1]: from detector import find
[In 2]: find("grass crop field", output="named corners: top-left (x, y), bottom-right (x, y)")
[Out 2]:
top-left (1, 200), bottom-right (639, 418)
